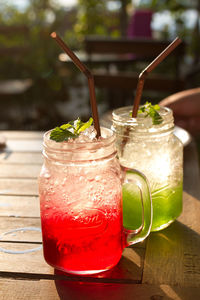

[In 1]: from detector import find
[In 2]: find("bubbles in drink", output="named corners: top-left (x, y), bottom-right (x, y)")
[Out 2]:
top-left (39, 125), bottom-right (123, 273)
top-left (39, 159), bottom-right (123, 273)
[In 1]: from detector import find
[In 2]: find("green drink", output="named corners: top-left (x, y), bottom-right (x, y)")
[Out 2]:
top-left (112, 106), bottom-right (183, 232)
top-left (123, 182), bottom-right (182, 231)
top-left (150, 182), bottom-right (183, 231)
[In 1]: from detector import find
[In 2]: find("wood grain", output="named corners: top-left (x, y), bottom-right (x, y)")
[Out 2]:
top-left (0, 279), bottom-right (59, 300)
top-left (0, 131), bottom-right (200, 299)
top-left (0, 242), bottom-right (51, 274)
top-left (5, 139), bottom-right (42, 152)
top-left (0, 178), bottom-right (38, 196)
top-left (0, 280), bottom-right (200, 300)
top-left (0, 164), bottom-right (41, 178)
top-left (0, 131), bottom-right (44, 139)
top-left (143, 219), bottom-right (200, 287)
top-left (0, 217), bottom-right (41, 241)
top-left (183, 140), bottom-right (200, 199)
top-left (0, 152), bottom-right (43, 164)
top-left (52, 281), bottom-right (200, 300)
top-left (0, 195), bottom-right (40, 217)
top-left (0, 240), bottom-right (144, 282)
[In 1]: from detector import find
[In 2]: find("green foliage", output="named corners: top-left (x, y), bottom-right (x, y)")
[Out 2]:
top-left (0, 0), bottom-right (63, 79)
top-left (137, 102), bottom-right (163, 125)
top-left (74, 0), bottom-right (120, 45)
top-left (135, 0), bottom-right (187, 12)
top-left (50, 117), bottom-right (93, 142)
top-left (75, 0), bottom-right (107, 37)
top-left (0, 0), bottom-right (73, 130)
top-left (0, 0), bottom-right (199, 130)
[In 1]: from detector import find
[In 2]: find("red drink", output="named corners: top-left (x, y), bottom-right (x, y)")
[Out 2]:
top-left (39, 168), bottom-right (123, 274)
top-left (39, 127), bottom-right (152, 274)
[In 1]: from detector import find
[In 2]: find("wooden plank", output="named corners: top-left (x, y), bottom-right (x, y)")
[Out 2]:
top-left (0, 47), bottom-right (29, 56)
top-left (0, 279), bottom-right (59, 300)
top-left (179, 191), bottom-right (200, 232)
top-left (0, 25), bottom-right (29, 34)
top-left (0, 131), bottom-right (43, 152)
top-left (1, 280), bottom-right (200, 300)
top-left (94, 72), bottom-right (185, 92)
top-left (143, 141), bottom-right (200, 287)
top-left (0, 217), bottom-right (41, 242)
top-left (0, 196), bottom-right (40, 217)
top-left (0, 164), bottom-right (41, 178)
top-left (143, 212), bottom-right (200, 286)
top-left (0, 218), bottom-right (144, 282)
top-left (0, 152), bottom-right (43, 164)
top-left (5, 139), bottom-right (42, 152)
top-left (0, 242), bottom-right (51, 274)
top-left (85, 37), bottom-right (185, 56)
top-left (46, 281), bottom-right (200, 300)
top-left (183, 140), bottom-right (200, 198)
top-left (0, 178), bottom-right (38, 196)
top-left (0, 240), bottom-right (144, 282)
top-left (0, 131), bottom-right (44, 139)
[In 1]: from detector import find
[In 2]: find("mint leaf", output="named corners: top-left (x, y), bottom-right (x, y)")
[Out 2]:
top-left (149, 109), bottom-right (163, 125)
top-left (50, 127), bottom-right (76, 142)
top-left (60, 123), bottom-right (73, 130)
top-left (137, 101), bottom-right (163, 125)
top-left (153, 104), bottom-right (160, 111)
top-left (74, 118), bottom-right (83, 132)
top-left (50, 117), bottom-right (94, 142)
top-left (77, 117), bottom-right (93, 134)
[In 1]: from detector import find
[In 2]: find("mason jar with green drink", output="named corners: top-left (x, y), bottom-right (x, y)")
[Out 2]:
top-left (112, 103), bottom-right (183, 232)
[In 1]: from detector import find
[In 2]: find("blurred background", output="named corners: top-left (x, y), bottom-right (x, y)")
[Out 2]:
top-left (0, 0), bottom-right (200, 131)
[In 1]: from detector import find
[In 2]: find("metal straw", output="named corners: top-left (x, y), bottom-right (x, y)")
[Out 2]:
top-left (51, 32), bottom-right (101, 137)
top-left (132, 37), bottom-right (182, 117)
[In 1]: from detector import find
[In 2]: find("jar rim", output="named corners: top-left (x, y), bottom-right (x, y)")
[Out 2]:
top-left (43, 127), bottom-right (116, 157)
top-left (112, 105), bottom-right (174, 134)
top-left (112, 105), bottom-right (172, 121)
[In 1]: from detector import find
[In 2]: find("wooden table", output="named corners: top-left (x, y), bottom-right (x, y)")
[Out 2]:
top-left (0, 131), bottom-right (200, 300)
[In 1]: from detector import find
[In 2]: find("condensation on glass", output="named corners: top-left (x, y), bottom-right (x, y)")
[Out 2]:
top-left (112, 106), bottom-right (183, 232)
top-left (38, 127), bottom-right (152, 274)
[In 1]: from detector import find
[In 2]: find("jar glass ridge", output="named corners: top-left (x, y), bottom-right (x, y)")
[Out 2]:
top-left (43, 127), bottom-right (116, 163)
top-left (39, 128), bottom-right (123, 274)
top-left (112, 106), bottom-right (183, 232)
top-left (38, 127), bottom-right (152, 274)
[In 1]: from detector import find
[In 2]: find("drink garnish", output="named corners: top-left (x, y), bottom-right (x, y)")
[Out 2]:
top-left (130, 102), bottom-right (163, 125)
top-left (50, 117), bottom-right (93, 142)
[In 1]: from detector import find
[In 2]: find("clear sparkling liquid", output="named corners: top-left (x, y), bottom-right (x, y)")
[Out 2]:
top-left (116, 133), bottom-right (183, 231)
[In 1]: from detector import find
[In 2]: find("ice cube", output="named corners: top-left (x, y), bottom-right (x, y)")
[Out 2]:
top-left (69, 126), bottom-right (97, 143)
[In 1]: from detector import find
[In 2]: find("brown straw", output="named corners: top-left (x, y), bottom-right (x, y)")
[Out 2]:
top-left (51, 32), bottom-right (101, 137)
top-left (132, 37), bottom-right (182, 117)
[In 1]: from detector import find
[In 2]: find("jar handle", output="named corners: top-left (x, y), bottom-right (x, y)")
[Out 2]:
top-left (120, 166), bottom-right (152, 247)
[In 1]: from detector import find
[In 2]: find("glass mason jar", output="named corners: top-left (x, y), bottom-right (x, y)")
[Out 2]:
top-left (38, 127), bottom-right (152, 275)
top-left (112, 106), bottom-right (183, 232)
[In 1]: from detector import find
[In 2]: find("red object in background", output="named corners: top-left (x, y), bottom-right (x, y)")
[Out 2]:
top-left (127, 9), bottom-right (153, 38)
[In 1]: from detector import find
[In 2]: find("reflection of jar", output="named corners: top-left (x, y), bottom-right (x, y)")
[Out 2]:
top-left (38, 127), bottom-right (152, 275)
top-left (112, 106), bottom-right (183, 232)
